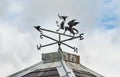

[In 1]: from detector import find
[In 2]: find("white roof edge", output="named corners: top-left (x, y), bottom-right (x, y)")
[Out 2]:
top-left (57, 60), bottom-right (76, 77)
top-left (66, 62), bottom-right (104, 77)
top-left (8, 61), bottom-right (61, 77)
top-left (80, 64), bottom-right (104, 77)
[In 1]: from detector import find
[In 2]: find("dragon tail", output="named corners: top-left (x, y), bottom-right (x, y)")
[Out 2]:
top-left (73, 28), bottom-right (79, 34)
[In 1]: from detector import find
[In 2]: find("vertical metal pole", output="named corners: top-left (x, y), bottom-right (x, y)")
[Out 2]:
top-left (58, 33), bottom-right (61, 49)
top-left (58, 33), bottom-right (69, 77)
top-left (58, 33), bottom-right (62, 59)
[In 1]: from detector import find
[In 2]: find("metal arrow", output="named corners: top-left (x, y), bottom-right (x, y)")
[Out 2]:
top-left (34, 26), bottom-right (74, 37)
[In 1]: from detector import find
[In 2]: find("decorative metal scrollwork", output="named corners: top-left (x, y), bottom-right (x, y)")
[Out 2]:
top-left (40, 32), bottom-right (43, 39)
top-left (79, 33), bottom-right (84, 40)
top-left (37, 44), bottom-right (42, 50)
top-left (74, 47), bottom-right (78, 53)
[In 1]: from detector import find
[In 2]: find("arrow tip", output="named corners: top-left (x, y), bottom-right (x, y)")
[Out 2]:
top-left (34, 26), bottom-right (41, 31)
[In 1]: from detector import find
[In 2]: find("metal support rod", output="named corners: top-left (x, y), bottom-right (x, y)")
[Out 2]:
top-left (39, 34), bottom-right (79, 50)
top-left (61, 35), bottom-right (81, 42)
top-left (42, 34), bottom-right (58, 42)
top-left (58, 33), bottom-right (61, 46)
top-left (41, 42), bottom-right (57, 48)
top-left (62, 43), bottom-right (75, 49)
top-left (42, 34), bottom-right (81, 45)
top-left (58, 33), bottom-right (62, 59)
top-left (38, 42), bottom-right (75, 50)
top-left (42, 34), bottom-right (80, 45)
top-left (41, 34), bottom-right (75, 50)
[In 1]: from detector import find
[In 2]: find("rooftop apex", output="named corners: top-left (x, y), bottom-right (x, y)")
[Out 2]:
top-left (42, 51), bottom-right (80, 64)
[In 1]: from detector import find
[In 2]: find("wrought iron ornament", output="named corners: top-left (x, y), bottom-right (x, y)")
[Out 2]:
top-left (34, 14), bottom-right (84, 53)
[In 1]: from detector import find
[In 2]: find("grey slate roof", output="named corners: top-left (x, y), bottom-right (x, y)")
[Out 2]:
top-left (22, 67), bottom-right (59, 77)
top-left (73, 69), bottom-right (97, 77)
top-left (8, 52), bottom-right (104, 77)
top-left (21, 67), bottom-right (97, 77)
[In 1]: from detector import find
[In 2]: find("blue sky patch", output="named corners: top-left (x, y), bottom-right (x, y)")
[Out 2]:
top-left (103, 0), bottom-right (112, 3)
top-left (102, 15), bottom-right (117, 22)
top-left (104, 24), bottom-right (117, 29)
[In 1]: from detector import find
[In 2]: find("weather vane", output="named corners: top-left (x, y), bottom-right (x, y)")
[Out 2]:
top-left (34, 14), bottom-right (84, 53)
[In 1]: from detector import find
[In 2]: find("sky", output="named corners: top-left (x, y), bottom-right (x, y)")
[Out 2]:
top-left (0, 0), bottom-right (120, 77)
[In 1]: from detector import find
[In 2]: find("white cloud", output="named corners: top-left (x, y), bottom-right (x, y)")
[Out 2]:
top-left (0, 0), bottom-right (120, 77)
top-left (0, 22), bottom-right (41, 77)
top-left (81, 28), bottom-right (120, 77)
top-left (19, 0), bottom-right (99, 32)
